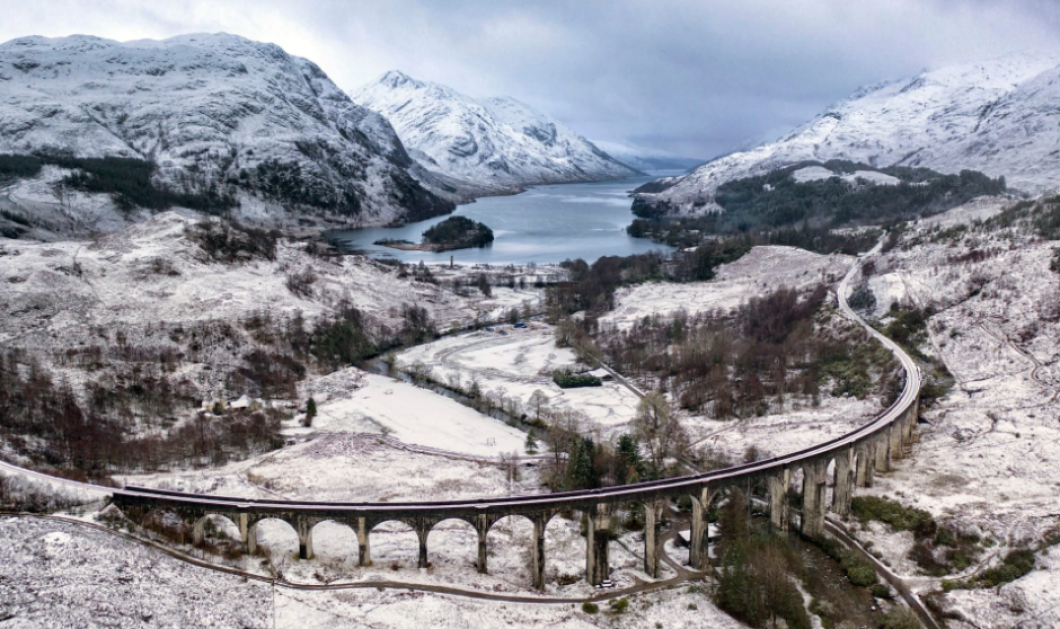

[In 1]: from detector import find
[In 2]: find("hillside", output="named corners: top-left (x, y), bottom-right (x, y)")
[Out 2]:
top-left (351, 71), bottom-right (640, 193)
top-left (636, 52), bottom-right (1060, 216)
top-left (0, 34), bottom-right (455, 238)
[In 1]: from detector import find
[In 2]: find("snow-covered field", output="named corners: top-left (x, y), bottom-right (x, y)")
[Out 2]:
top-left (397, 327), bottom-right (643, 438)
top-left (0, 516), bottom-right (272, 628)
top-left (273, 582), bottom-right (742, 629)
top-left (309, 372), bottom-right (528, 457)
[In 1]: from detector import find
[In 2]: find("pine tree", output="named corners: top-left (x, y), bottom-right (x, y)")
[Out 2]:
top-left (615, 434), bottom-right (643, 485)
top-left (524, 430), bottom-right (539, 455)
top-left (566, 437), bottom-right (598, 490)
top-left (303, 397), bottom-right (317, 427)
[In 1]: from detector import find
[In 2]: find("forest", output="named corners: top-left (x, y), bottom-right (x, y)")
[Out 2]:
top-left (629, 161), bottom-right (1005, 254)
top-left (0, 153), bottom-right (237, 216)
top-left (589, 285), bottom-right (901, 419)
top-left (0, 286), bottom-right (438, 481)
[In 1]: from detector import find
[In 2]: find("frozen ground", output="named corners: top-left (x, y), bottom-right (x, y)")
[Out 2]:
top-left (307, 371), bottom-right (529, 457)
top-left (839, 198), bottom-right (1060, 627)
top-left (398, 327), bottom-right (643, 439)
top-left (602, 245), bottom-right (852, 329)
top-left (0, 516), bottom-right (743, 628)
top-left (0, 516), bottom-right (272, 628)
top-left (273, 582), bottom-right (742, 629)
top-left (124, 431), bottom-right (540, 503)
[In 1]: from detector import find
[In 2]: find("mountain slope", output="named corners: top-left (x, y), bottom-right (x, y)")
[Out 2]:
top-left (350, 71), bottom-right (640, 192)
top-left (591, 140), bottom-right (703, 173)
top-left (637, 52), bottom-right (1060, 215)
top-left (0, 34), bottom-right (454, 235)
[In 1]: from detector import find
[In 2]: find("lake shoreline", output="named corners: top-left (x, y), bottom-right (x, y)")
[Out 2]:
top-left (328, 175), bottom-right (676, 265)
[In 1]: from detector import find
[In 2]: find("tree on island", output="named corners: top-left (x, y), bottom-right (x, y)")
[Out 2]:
top-left (422, 216), bottom-right (494, 250)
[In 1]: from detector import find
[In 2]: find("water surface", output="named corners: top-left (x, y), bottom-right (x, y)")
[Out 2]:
top-left (330, 175), bottom-right (675, 265)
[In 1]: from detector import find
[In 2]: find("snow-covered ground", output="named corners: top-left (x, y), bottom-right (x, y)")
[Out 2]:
top-left (273, 582), bottom-right (742, 629)
top-left (309, 372), bottom-right (528, 457)
top-left (602, 245), bottom-right (852, 329)
top-left (124, 431), bottom-right (539, 503)
top-left (0, 516), bottom-right (743, 629)
top-left (835, 198), bottom-right (1060, 627)
top-left (0, 516), bottom-right (272, 628)
top-left (397, 327), bottom-right (643, 439)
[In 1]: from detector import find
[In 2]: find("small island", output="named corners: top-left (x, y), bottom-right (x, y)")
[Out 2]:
top-left (375, 216), bottom-right (494, 252)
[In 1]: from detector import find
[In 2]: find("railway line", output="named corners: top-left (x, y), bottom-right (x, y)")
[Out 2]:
top-left (3, 239), bottom-right (928, 619)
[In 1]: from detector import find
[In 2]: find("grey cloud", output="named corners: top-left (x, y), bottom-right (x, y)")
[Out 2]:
top-left (1, 0), bottom-right (1058, 159)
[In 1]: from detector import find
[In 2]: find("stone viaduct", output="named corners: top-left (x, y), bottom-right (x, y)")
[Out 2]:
top-left (111, 248), bottom-right (920, 589)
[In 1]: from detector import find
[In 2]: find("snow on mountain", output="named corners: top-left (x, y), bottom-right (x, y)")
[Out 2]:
top-left (350, 71), bottom-right (640, 193)
top-left (591, 140), bottom-right (703, 174)
top-left (637, 52), bottom-right (1060, 215)
top-left (0, 34), bottom-right (454, 234)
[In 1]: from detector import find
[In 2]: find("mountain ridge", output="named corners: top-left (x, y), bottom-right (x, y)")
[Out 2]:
top-left (635, 51), bottom-right (1060, 215)
top-left (350, 71), bottom-right (641, 193)
top-left (0, 33), bottom-right (455, 237)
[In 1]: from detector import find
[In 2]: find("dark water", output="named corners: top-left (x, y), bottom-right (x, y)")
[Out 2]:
top-left (329, 175), bottom-right (676, 265)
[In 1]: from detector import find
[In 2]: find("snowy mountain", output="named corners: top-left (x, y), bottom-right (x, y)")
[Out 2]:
top-left (637, 52), bottom-right (1060, 215)
top-left (591, 140), bottom-right (703, 174)
top-left (351, 71), bottom-right (640, 193)
top-left (0, 34), bottom-right (455, 234)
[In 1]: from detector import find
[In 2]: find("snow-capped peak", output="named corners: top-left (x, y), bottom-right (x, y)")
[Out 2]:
top-left (0, 34), bottom-right (454, 234)
top-left (351, 71), bottom-right (640, 191)
top-left (637, 50), bottom-right (1060, 214)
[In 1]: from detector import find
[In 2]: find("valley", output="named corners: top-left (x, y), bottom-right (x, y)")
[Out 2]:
top-left (2, 20), bottom-right (1060, 629)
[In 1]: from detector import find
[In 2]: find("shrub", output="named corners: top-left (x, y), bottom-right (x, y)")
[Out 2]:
top-left (609, 597), bottom-right (629, 613)
top-left (581, 602), bottom-right (599, 614)
top-left (850, 496), bottom-right (935, 536)
top-left (976, 549), bottom-right (1035, 588)
top-left (840, 551), bottom-right (878, 587)
top-left (879, 607), bottom-right (921, 629)
top-left (553, 369), bottom-right (602, 388)
top-left (871, 583), bottom-right (892, 599)
top-left (186, 220), bottom-right (279, 263)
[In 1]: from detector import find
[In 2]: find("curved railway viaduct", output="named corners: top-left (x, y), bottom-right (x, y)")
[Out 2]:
top-left (111, 244), bottom-right (921, 590)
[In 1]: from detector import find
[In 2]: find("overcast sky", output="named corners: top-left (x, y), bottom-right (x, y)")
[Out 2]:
top-left (2, 0), bottom-right (1060, 159)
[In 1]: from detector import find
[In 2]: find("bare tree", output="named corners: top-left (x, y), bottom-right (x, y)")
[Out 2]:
top-left (528, 389), bottom-right (550, 421)
top-left (632, 391), bottom-right (689, 478)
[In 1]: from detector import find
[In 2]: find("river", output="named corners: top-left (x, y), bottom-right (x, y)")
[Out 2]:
top-left (328, 174), bottom-right (676, 265)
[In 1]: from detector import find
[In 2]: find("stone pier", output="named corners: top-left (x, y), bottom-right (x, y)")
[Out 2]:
top-left (689, 485), bottom-right (715, 570)
top-left (832, 448), bottom-right (854, 517)
top-left (296, 517), bottom-right (314, 560)
top-left (586, 504), bottom-right (611, 585)
top-left (769, 469), bottom-right (790, 533)
top-left (532, 516), bottom-right (547, 590)
top-left (800, 460), bottom-right (826, 539)
top-left (357, 517), bottom-right (370, 566)
top-left (643, 500), bottom-right (662, 578)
